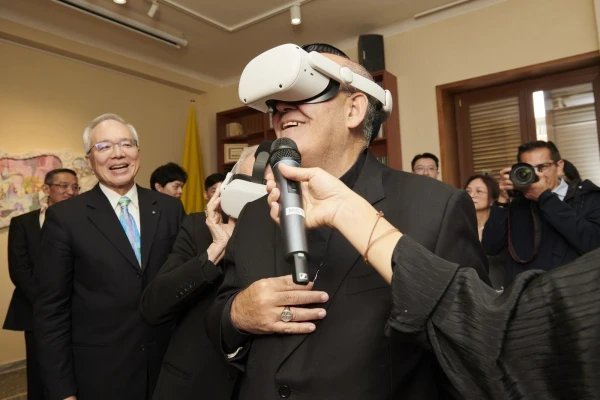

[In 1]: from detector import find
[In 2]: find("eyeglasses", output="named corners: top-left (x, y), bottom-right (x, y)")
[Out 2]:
top-left (87, 139), bottom-right (138, 155)
top-left (533, 161), bottom-right (557, 173)
top-left (49, 183), bottom-right (80, 192)
top-left (466, 189), bottom-right (488, 197)
top-left (414, 166), bottom-right (437, 173)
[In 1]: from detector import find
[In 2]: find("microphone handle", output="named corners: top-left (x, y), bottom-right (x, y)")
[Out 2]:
top-left (273, 159), bottom-right (310, 285)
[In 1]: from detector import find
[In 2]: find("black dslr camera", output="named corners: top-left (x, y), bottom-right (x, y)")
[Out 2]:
top-left (509, 163), bottom-right (539, 188)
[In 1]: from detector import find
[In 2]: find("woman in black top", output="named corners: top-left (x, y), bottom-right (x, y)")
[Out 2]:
top-left (266, 163), bottom-right (600, 400)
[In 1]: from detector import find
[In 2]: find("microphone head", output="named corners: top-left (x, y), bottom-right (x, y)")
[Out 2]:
top-left (270, 137), bottom-right (301, 165)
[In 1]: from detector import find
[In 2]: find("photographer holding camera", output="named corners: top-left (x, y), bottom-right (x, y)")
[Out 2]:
top-left (483, 140), bottom-right (600, 286)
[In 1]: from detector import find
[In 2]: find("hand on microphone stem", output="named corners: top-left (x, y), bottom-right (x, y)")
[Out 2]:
top-left (266, 164), bottom-right (352, 230)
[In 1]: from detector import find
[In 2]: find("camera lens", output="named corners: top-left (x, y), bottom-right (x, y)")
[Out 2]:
top-left (510, 163), bottom-right (538, 187)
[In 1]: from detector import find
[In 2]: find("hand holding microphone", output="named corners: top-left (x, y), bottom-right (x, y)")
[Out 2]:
top-left (269, 138), bottom-right (311, 285)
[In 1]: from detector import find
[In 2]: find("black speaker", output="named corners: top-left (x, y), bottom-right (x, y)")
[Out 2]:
top-left (358, 34), bottom-right (385, 73)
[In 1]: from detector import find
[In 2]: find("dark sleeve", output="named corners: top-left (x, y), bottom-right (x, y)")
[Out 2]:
top-left (140, 214), bottom-right (222, 326)
top-left (7, 216), bottom-right (36, 304)
top-left (433, 190), bottom-right (490, 284)
top-left (205, 213), bottom-right (251, 371)
top-left (482, 202), bottom-right (509, 256)
top-left (386, 235), bottom-right (600, 399)
top-left (538, 190), bottom-right (600, 254)
top-left (33, 207), bottom-right (77, 399)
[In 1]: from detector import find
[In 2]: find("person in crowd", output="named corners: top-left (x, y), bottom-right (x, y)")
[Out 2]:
top-left (34, 113), bottom-right (185, 400)
top-left (411, 152), bottom-right (439, 179)
top-left (3, 168), bottom-right (79, 400)
top-left (464, 174), bottom-right (505, 289)
top-left (140, 145), bottom-right (261, 400)
top-left (205, 43), bottom-right (489, 400)
top-left (204, 173), bottom-right (226, 203)
top-left (266, 161), bottom-right (600, 400)
top-left (483, 140), bottom-right (600, 286)
top-left (150, 162), bottom-right (187, 198)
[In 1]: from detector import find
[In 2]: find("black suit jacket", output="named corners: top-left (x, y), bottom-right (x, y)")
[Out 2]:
top-left (34, 185), bottom-right (184, 400)
top-left (140, 212), bottom-right (237, 400)
top-left (3, 209), bottom-right (41, 331)
top-left (206, 153), bottom-right (490, 400)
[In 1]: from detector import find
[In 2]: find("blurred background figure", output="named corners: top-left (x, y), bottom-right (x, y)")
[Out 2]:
top-left (411, 152), bottom-right (439, 179)
top-left (203, 173), bottom-right (226, 203)
top-left (3, 168), bottom-right (79, 400)
top-left (465, 173), bottom-right (505, 290)
top-left (150, 162), bottom-right (188, 199)
top-left (561, 159), bottom-right (582, 188)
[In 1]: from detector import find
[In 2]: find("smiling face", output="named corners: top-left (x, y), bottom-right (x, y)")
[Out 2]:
top-left (85, 119), bottom-right (140, 195)
top-left (270, 54), bottom-right (369, 177)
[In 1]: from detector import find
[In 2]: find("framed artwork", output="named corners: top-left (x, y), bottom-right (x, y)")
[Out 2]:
top-left (0, 149), bottom-right (98, 228)
top-left (224, 143), bottom-right (248, 163)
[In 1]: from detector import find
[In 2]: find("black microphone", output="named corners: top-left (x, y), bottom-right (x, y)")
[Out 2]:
top-left (269, 138), bottom-right (309, 285)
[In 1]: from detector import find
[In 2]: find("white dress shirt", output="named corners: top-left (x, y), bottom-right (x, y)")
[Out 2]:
top-left (552, 178), bottom-right (569, 202)
top-left (99, 183), bottom-right (141, 231)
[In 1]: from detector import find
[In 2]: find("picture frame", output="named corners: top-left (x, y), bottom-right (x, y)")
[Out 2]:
top-left (224, 143), bottom-right (248, 163)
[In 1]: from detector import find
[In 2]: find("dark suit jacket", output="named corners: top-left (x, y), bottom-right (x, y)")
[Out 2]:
top-left (34, 184), bottom-right (184, 400)
top-left (206, 153), bottom-right (490, 400)
top-left (140, 212), bottom-right (237, 400)
top-left (3, 209), bottom-right (41, 331)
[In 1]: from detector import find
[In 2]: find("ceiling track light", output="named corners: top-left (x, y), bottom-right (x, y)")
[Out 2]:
top-left (290, 4), bottom-right (301, 25)
top-left (148, 1), bottom-right (159, 17)
top-left (113, 0), bottom-right (126, 4)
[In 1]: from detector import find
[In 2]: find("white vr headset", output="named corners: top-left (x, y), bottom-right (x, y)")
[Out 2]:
top-left (220, 141), bottom-right (271, 219)
top-left (238, 43), bottom-right (393, 121)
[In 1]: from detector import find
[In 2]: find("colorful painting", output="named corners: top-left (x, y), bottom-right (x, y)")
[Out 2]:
top-left (0, 150), bottom-right (98, 228)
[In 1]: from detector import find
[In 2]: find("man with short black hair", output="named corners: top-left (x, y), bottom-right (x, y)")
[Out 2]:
top-left (411, 152), bottom-right (439, 178)
top-left (150, 162), bottom-right (187, 199)
top-left (3, 168), bottom-right (79, 400)
top-left (483, 140), bottom-right (600, 286)
top-left (204, 173), bottom-right (226, 203)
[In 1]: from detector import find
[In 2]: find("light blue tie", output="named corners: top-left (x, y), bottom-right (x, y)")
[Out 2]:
top-left (118, 196), bottom-right (141, 267)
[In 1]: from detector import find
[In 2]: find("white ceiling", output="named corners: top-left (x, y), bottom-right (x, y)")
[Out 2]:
top-left (1, 0), bottom-right (473, 85)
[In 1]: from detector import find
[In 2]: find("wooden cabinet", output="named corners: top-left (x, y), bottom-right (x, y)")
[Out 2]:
top-left (215, 70), bottom-right (401, 173)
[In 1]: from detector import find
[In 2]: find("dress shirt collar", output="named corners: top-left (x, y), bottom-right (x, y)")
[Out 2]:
top-left (553, 178), bottom-right (569, 201)
top-left (99, 183), bottom-right (139, 211)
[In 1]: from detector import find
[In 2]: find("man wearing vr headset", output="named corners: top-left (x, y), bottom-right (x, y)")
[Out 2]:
top-left (206, 43), bottom-right (490, 399)
top-left (140, 145), bottom-right (266, 400)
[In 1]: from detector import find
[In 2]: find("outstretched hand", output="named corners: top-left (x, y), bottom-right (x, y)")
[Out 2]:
top-left (205, 183), bottom-right (235, 263)
top-left (266, 164), bottom-right (353, 230)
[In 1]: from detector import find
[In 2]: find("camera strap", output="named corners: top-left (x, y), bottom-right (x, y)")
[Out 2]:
top-left (507, 201), bottom-right (542, 264)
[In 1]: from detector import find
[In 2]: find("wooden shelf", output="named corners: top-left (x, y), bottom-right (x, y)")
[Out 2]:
top-left (215, 70), bottom-right (402, 172)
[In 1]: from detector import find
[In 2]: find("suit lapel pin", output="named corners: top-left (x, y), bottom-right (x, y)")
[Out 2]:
top-left (152, 210), bottom-right (156, 215)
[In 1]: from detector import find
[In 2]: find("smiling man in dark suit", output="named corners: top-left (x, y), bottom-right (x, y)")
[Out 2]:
top-left (3, 168), bottom-right (79, 400)
top-left (34, 113), bottom-right (184, 400)
top-left (206, 44), bottom-right (490, 400)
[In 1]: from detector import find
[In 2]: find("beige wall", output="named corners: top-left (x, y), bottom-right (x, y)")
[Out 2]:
top-left (0, 40), bottom-right (211, 364)
top-left (385, 0), bottom-right (599, 171)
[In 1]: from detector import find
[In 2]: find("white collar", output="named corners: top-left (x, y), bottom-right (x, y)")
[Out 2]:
top-left (552, 178), bottom-right (569, 201)
top-left (99, 183), bottom-right (139, 211)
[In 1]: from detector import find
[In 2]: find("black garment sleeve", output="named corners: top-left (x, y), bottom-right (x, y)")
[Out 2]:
top-left (482, 202), bottom-right (509, 256)
top-left (434, 189), bottom-right (490, 284)
top-left (205, 210), bottom-right (252, 372)
top-left (33, 207), bottom-right (77, 399)
top-left (387, 235), bottom-right (600, 399)
top-left (7, 216), bottom-right (36, 304)
top-left (140, 213), bottom-right (222, 326)
top-left (538, 189), bottom-right (600, 255)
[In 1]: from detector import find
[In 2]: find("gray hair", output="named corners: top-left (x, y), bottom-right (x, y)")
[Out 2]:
top-left (231, 145), bottom-right (258, 175)
top-left (83, 113), bottom-right (139, 153)
top-left (338, 62), bottom-right (383, 146)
